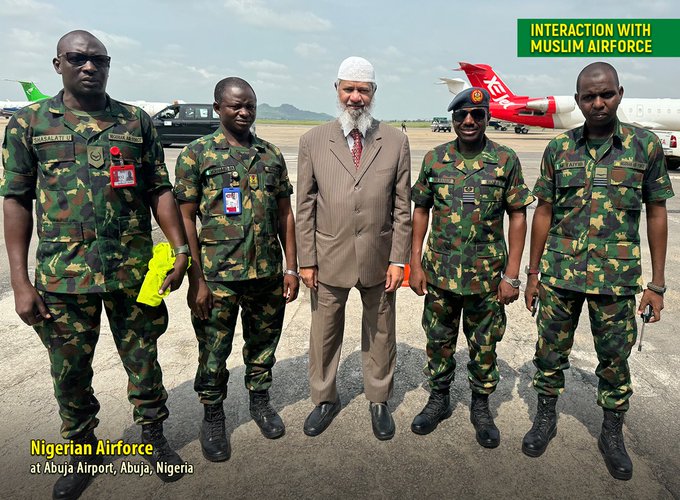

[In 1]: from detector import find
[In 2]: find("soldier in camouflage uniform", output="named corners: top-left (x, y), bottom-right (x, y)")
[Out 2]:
top-left (174, 77), bottom-right (298, 462)
top-left (0, 31), bottom-right (189, 498)
top-left (522, 62), bottom-right (673, 481)
top-left (410, 88), bottom-right (534, 448)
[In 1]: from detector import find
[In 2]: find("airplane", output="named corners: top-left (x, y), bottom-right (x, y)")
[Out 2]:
top-left (441, 62), bottom-right (680, 133)
top-left (1, 79), bottom-right (179, 118)
top-left (0, 79), bottom-right (49, 116)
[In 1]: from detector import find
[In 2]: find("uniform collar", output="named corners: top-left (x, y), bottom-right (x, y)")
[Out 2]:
top-left (442, 136), bottom-right (500, 165)
top-left (212, 126), bottom-right (266, 151)
top-left (46, 90), bottom-right (136, 120)
top-left (574, 118), bottom-right (624, 148)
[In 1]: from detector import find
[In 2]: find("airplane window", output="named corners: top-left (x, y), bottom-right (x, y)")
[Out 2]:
top-left (198, 107), bottom-right (209, 119)
top-left (211, 109), bottom-right (219, 119)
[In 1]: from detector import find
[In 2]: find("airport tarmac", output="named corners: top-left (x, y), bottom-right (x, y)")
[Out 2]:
top-left (0, 121), bottom-right (678, 499)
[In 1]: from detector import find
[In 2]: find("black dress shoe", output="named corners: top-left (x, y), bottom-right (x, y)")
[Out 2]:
top-left (303, 399), bottom-right (341, 437)
top-left (370, 402), bottom-right (395, 441)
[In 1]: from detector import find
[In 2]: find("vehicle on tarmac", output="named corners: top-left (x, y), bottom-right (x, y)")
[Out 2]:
top-left (653, 130), bottom-right (680, 170)
top-left (431, 117), bottom-right (451, 132)
top-left (152, 104), bottom-right (220, 147)
top-left (152, 103), bottom-right (256, 146)
top-left (489, 120), bottom-right (508, 131)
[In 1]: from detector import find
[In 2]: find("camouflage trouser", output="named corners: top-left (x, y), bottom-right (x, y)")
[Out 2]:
top-left (34, 288), bottom-right (169, 439)
top-left (193, 277), bottom-right (285, 404)
top-left (532, 283), bottom-right (637, 411)
top-left (422, 284), bottom-right (506, 395)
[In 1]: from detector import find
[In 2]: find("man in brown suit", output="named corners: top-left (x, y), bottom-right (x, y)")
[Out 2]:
top-left (296, 56), bottom-right (412, 440)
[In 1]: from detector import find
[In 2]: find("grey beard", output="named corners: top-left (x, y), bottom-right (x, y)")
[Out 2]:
top-left (337, 105), bottom-right (374, 136)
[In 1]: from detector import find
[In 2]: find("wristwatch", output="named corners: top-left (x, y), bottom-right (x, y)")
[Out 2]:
top-left (284, 269), bottom-right (300, 279)
top-left (524, 265), bottom-right (540, 276)
top-left (502, 275), bottom-right (521, 289)
top-left (174, 244), bottom-right (190, 256)
top-left (646, 282), bottom-right (666, 295)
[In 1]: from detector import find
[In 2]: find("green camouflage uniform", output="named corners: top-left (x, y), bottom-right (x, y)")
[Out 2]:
top-left (174, 128), bottom-right (293, 404)
top-left (0, 91), bottom-right (173, 438)
top-left (532, 120), bottom-right (674, 411)
top-left (411, 137), bottom-right (534, 394)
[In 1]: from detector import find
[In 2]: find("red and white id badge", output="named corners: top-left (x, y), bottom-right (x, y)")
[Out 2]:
top-left (223, 187), bottom-right (242, 215)
top-left (110, 164), bottom-right (137, 188)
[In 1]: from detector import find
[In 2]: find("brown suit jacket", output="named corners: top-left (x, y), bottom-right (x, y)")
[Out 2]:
top-left (296, 119), bottom-right (412, 288)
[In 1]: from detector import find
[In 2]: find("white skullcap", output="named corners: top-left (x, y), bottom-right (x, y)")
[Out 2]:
top-left (337, 56), bottom-right (375, 83)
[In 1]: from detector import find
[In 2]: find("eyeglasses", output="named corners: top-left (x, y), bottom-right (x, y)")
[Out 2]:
top-left (59, 52), bottom-right (111, 68)
top-left (453, 108), bottom-right (487, 122)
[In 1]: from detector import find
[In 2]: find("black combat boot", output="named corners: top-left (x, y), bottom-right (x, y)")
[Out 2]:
top-left (249, 390), bottom-right (285, 439)
top-left (52, 430), bottom-right (102, 500)
top-left (522, 394), bottom-right (558, 457)
top-left (598, 409), bottom-right (633, 480)
top-left (200, 403), bottom-right (231, 462)
top-left (411, 390), bottom-right (452, 435)
top-left (141, 422), bottom-right (185, 482)
top-left (469, 392), bottom-right (500, 448)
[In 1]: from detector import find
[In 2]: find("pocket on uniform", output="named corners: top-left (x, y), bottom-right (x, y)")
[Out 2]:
top-left (474, 242), bottom-right (505, 277)
top-left (200, 224), bottom-right (245, 278)
top-left (109, 140), bottom-right (142, 164)
top-left (554, 166), bottom-right (586, 207)
top-left (610, 167), bottom-right (643, 210)
top-left (604, 241), bottom-right (642, 288)
top-left (35, 141), bottom-right (78, 190)
top-left (36, 221), bottom-right (86, 277)
top-left (542, 234), bottom-right (578, 280)
top-left (478, 184), bottom-right (504, 220)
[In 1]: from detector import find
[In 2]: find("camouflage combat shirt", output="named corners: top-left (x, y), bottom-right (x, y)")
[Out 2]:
top-left (412, 137), bottom-right (534, 294)
top-left (533, 120), bottom-right (674, 295)
top-left (0, 91), bottom-right (171, 294)
top-left (174, 128), bottom-right (293, 282)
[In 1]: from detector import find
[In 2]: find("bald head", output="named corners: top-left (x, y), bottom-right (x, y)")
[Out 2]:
top-left (56, 30), bottom-right (107, 56)
top-left (576, 62), bottom-right (619, 93)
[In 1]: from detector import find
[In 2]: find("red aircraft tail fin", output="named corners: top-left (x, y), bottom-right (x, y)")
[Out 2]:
top-left (457, 62), bottom-right (522, 99)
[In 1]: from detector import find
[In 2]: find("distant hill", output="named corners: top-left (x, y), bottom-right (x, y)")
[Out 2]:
top-left (257, 103), bottom-right (333, 121)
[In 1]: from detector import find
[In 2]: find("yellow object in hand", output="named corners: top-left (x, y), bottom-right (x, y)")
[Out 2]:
top-left (136, 242), bottom-right (190, 306)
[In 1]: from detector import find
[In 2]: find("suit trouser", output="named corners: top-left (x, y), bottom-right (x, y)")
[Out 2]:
top-left (192, 277), bottom-right (285, 405)
top-left (309, 280), bottom-right (396, 405)
top-left (422, 285), bottom-right (506, 395)
top-left (34, 288), bottom-right (169, 439)
top-left (532, 283), bottom-right (637, 411)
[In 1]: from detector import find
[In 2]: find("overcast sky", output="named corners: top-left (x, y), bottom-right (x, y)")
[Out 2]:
top-left (1, 0), bottom-right (678, 120)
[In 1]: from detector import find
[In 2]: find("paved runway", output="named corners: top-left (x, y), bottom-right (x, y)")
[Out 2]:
top-left (0, 123), bottom-right (678, 498)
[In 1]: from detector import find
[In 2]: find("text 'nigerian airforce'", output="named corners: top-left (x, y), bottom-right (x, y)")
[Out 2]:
top-left (441, 62), bottom-right (680, 132)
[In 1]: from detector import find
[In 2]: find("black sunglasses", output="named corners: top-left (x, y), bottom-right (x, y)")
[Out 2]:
top-left (453, 108), bottom-right (487, 122)
top-left (59, 52), bottom-right (111, 68)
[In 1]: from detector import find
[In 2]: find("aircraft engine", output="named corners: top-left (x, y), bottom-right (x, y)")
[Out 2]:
top-left (526, 96), bottom-right (576, 114)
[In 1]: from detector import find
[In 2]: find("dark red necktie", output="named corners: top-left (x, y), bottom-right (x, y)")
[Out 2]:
top-left (350, 129), bottom-right (362, 170)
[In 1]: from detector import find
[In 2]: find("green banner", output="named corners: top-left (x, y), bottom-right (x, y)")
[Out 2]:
top-left (518, 19), bottom-right (680, 57)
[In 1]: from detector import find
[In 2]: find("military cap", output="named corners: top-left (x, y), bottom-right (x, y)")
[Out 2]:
top-left (447, 87), bottom-right (490, 112)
